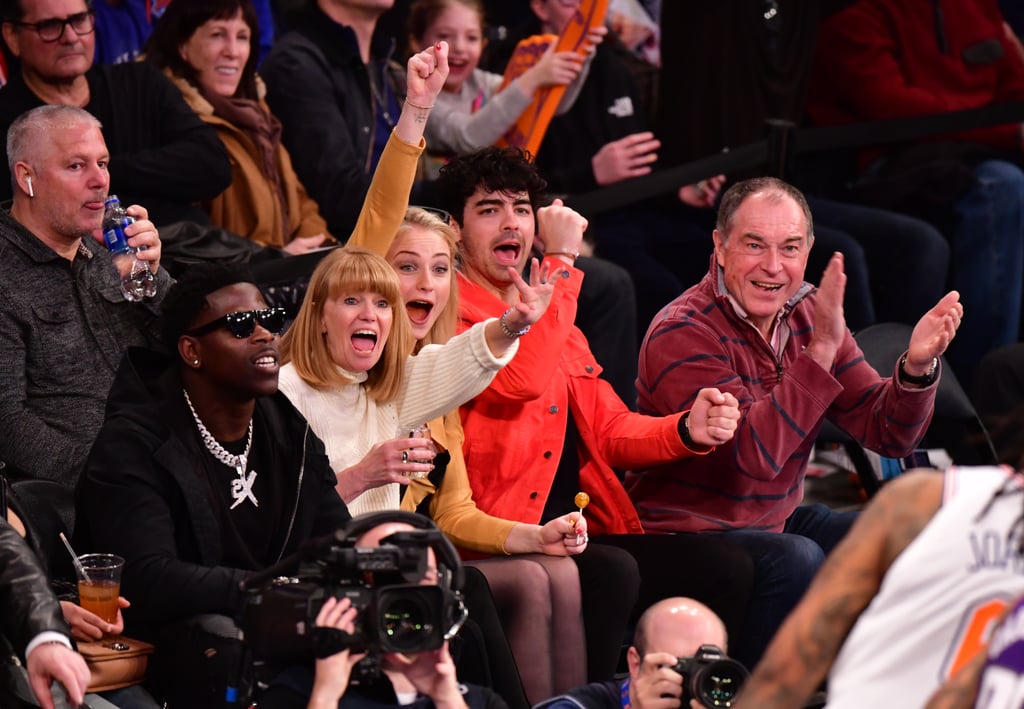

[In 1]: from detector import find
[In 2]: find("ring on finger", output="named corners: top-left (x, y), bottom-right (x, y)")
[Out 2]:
top-left (401, 450), bottom-right (409, 464)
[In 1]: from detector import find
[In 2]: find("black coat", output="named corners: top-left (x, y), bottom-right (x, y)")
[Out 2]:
top-left (76, 347), bottom-right (350, 637)
top-left (0, 520), bottom-right (69, 658)
top-left (261, 4), bottom-right (406, 240)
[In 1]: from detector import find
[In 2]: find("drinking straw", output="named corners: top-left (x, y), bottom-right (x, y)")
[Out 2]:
top-left (59, 532), bottom-right (91, 583)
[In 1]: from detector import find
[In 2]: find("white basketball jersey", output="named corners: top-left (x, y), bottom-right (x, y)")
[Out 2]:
top-left (826, 466), bottom-right (1024, 709)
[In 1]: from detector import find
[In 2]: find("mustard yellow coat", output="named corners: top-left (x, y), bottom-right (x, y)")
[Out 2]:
top-left (169, 72), bottom-right (331, 248)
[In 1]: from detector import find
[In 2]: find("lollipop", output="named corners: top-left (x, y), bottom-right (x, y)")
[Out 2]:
top-left (569, 491), bottom-right (590, 527)
top-left (574, 491), bottom-right (590, 511)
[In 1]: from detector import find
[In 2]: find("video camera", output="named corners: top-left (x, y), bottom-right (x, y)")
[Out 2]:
top-left (236, 512), bottom-right (468, 661)
top-left (671, 644), bottom-right (749, 708)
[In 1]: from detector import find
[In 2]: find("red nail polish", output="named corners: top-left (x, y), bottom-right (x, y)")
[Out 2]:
top-left (435, 41), bottom-right (442, 50)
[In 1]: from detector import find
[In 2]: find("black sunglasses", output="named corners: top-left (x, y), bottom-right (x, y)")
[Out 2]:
top-left (13, 11), bottom-right (95, 42)
top-left (186, 308), bottom-right (287, 339)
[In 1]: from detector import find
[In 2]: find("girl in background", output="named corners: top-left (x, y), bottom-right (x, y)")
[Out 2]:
top-left (408, 0), bottom-right (603, 175)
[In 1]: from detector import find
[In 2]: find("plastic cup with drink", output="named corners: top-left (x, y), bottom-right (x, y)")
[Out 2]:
top-left (76, 553), bottom-right (124, 625)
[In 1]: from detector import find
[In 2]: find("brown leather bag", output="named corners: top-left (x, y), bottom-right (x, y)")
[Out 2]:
top-left (77, 635), bottom-right (155, 692)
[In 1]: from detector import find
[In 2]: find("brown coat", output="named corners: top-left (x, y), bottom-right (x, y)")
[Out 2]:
top-left (169, 73), bottom-right (331, 248)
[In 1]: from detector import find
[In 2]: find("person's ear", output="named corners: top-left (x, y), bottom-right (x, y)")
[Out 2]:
top-left (2, 22), bottom-right (22, 59)
top-left (530, 0), bottom-right (549, 24)
top-left (712, 228), bottom-right (727, 262)
top-left (626, 646), bottom-right (641, 677)
top-left (179, 336), bottom-right (201, 368)
top-left (14, 163), bottom-right (34, 199)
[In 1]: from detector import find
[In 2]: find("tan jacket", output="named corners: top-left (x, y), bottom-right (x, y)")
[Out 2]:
top-left (168, 72), bottom-right (331, 248)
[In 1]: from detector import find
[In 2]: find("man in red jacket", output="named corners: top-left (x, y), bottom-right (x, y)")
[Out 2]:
top-left (432, 145), bottom-right (756, 684)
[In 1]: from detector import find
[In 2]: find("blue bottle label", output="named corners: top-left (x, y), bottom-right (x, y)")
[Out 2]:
top-left (103, 216), bottom-right (135, 253)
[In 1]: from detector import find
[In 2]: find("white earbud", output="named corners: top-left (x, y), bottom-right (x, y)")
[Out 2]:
top-left (25, 176), bottom-right (33, 198)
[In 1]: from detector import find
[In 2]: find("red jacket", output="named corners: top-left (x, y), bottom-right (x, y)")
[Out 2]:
top-left (807, 0), bottom-right (1024, 155)
top-left (456, 260), bottom-right (708, 536)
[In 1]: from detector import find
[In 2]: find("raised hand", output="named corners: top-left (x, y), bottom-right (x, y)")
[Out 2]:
top-left (534, 197), bottom-right (588, 257)
top-left (407, 41), bottom-right (449, 108)
top-left (687, 388), bottom-right (740, 446)
top-left (504, 258), bottom-right (555, 331)
top-left (806, 252), bottom-right (847, 371)
top-left (907, 291), bottom-right (963, 371)
top-left (592, 131), bottom-right (661, 186)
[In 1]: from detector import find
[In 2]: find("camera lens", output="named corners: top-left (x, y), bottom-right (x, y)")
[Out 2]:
top-left (694, 659), bottom-right (748, 707)
top-left (377, 588), bottom-right (441, 653)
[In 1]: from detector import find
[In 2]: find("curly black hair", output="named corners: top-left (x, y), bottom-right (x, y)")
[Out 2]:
top-left (159, 262), bottom-right (257, 352)
top-left (433, 146), bottom-right (548, 228)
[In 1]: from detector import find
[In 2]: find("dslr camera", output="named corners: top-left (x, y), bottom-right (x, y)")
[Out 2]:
top-left (671, 644), bottom-right (749, 708)
top-left (236, 512), bottom-right (468, 661)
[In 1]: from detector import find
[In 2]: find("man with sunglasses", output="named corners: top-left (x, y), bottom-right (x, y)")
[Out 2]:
top-left (0, 0), bottom-right (231, 227)
top-left (0, 104), bottom-right (173, 491)
top-left (76, 262), bottom-right (352, 706)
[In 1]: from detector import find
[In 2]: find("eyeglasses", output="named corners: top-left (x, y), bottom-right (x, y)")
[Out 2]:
top-left (186, 308), bottom-right (287, 339)
top-left (410, 205), bottom-right (452, 226)
top-left (12, 11), bottom-right (95, 42)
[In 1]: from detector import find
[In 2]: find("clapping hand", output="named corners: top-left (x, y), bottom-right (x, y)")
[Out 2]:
top-left (806, 252), bottom-right (847, 371)
top-left (906, 291), bottom-right (963, 375)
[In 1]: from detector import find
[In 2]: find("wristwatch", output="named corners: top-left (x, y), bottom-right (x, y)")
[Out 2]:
top-left (898, 354), bottom-right (938, 386)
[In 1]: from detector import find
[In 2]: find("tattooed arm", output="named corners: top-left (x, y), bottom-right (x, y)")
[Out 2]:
top-left (923, 650), bottom-right (986, 709)
top-left (732, 470), bottom-right (945, 709)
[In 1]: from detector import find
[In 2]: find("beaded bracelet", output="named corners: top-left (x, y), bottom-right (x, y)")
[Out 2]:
top-left (499, 308), bottom-right (531, 339)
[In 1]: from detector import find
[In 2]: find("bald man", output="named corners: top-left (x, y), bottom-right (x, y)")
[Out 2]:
top-left (535, 597), bottom-right (733, 709)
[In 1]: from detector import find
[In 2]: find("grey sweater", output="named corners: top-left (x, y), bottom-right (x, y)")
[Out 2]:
top-left (0, 211), bottom-right (171, 487)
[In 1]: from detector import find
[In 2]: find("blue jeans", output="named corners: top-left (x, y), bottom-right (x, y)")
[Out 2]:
top-left (947, 159), bottom-right (1024, 391)
top-left (709, 503), bottom-right (858, 670)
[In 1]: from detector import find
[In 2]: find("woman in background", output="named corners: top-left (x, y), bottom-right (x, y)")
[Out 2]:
top-left (145, 0), bottom-right (330, 254)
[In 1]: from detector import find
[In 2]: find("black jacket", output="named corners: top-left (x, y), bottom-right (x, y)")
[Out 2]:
top-left (261, 4), bottom-right (406, 239)
top-left (76, 347), bottom-right (351, 637)
top-left (0, 62), bottom-right (232, 226)
top-left (0, 520), bottom-right (69, 659)
top-left (482, 21), bottom-right (647, 194)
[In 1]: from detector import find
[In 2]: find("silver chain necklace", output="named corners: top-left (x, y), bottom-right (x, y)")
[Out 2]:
top-left (183, 388), bottom-right (259, 509)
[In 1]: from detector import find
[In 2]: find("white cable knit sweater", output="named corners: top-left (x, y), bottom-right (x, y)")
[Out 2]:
top-left (278, 318), bottom-right (514, 516)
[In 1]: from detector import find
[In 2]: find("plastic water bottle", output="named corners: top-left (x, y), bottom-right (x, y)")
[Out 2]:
top-left (102, 195), bottom-right (156, 302)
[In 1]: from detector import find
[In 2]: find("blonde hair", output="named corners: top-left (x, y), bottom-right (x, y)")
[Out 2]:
top-left (281, 247), bottom-right (414, 402)
top-left (389, 207), bottom-right (461, 351)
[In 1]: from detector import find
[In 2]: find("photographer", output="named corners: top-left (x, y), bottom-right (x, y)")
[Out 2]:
top-left (294, 518), bottom-right (506, 709)
top-left (536, 597), bottom-right (744, 709)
